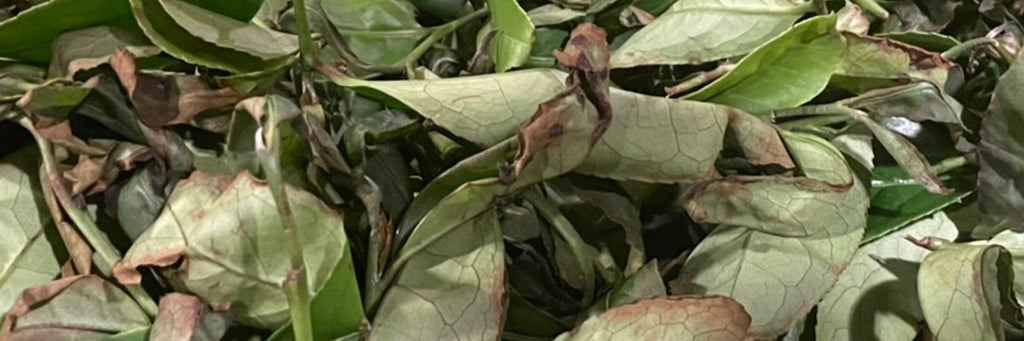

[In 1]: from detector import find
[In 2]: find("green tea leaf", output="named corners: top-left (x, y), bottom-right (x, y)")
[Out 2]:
top-left (1, 276), bottom-right (150, 339)
top-left (918, 240), bottom-right (1023, 340)
top-left (683, 15), bottom-right (842, 114)
top-left (0, 148), bottom-right (60, 313)
top-left (554, 296), bottom-right (751, 340)
top-left (977, 53), bottom-right (1024, 234)
top-left (114, 172), bottom-right (361, 330)
top-left (817, 212), bottom-right (957, 340)
top-left (487, 0), bottom-right (535, 72)
top-left (321, 0), bottom-right (427, 68)
top-left (610, 0), bottom-right (813, 68)
top-left (0, 0), bottom-right (132, 63)
top-left (864, 166), bottom-right (970, 243)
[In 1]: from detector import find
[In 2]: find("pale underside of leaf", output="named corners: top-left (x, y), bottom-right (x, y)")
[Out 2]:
top-left (0, 148), bottom-right (60, 314)
top-left (918, 243), bottom-right (1015, 340)
top-left (160, 0), bottom-right (298, 60)
top-left (369, 208), bottom-right (505, 341)
top-left (816, 212), bottom-right (957, 341)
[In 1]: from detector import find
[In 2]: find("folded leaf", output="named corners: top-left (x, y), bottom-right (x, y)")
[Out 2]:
top-left (321, 0), bottom-right (427, 68)
top-left (672, 132), bottom-right (868, 338)
top-left (159, 0), bottom-right (298, 60)
top-left (917, 239), bottom-right (1024, 340)
top-left (487, 0), bottom-right (535, 72)
top-left (0, 0), bottom-right (132, 63)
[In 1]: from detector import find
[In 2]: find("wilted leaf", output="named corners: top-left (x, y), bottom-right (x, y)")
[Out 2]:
top-left (610, 0), bottom-right (813, 68)
top-left (0, 0), bottom-right (132, 63)
top-left (876, 31), bottom-right (960, 52)
top-left (48, 26), bottom-right (161, 79)
top-left (683, 15), bottom-right (843, 114)
top-left (917, 238), bottom-right (1024, 340)
top-left (370, 182), bottom-right (506, 340)
top-left (555, 295), bottom-right (751, 341)
top-left (129, 0), bottom-right (292, 73)
top-left (114, 172), bottom-right (361, 330)
top-left (816, 212), bottom-right (957, 341)
top-left (110, 49), bottom-right (243, 129)
top-left (332, 69), bottom-right (792, 183)
top-left (487, 0), bottom-right (534, 72)
top-left (150, 293), bottom-right (231, 341)
top-left (116, 167), bottom-right (166, 240)
top-left (1, 275), bottom-right (150, 340)
top-left (0, 148), bottom-right (61, 313)
top-left (832, 33), bottom-right (954, 93)
top-left (878, 0), bottom-right (960, 33)
top-left (977, 52), bottom-right (1024, 234)
top-left (159, 0), bottom-right (299, 60)
top-left (672, 132), bottom-right (868, 338)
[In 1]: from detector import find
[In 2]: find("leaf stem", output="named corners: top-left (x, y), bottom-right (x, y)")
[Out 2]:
top-left (933, 155), bottom-right (968, 174)
top-left (664, 64), bottom-right (735, 97)
top-left (852, 0), bottom-right (889, 20)
top-left (291, 0), bottom-right (315, 66)
top-left (257, 105), bottom-right (313, 341)
top-left (18, 117), bottom-right (158, 317)
top-left (402, 8), bottom-right (489, 73)
top-left (942, 37), bottom-right (1016, 63)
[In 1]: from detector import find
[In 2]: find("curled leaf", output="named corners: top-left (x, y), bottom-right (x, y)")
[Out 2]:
top-left (555, 296), bottom-right (751, 341)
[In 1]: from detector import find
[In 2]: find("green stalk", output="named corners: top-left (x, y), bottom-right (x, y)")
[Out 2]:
top-left (852, 0), bottom-right (889, 19)
top-left (19, 117), bottom-right (158, 317)
top-left (258, 111), bottom-right (313, 341)
top-left (933, 155), bottom-right (968, 175)
top-left (942, 37), bottom-right (1016, 63)
top-left (292, 0), bottom-right (315, 66)
top-left (402, 8), bottom-right (488, 72)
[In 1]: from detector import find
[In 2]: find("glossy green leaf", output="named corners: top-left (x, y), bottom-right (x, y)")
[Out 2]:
top-left (864, 166), bottom-right (970, 243)
top-left (487, 0), bottom-right (535, 72)
top-left (0, 0), bottom-right (132, 63)
top-left (672, 132), bottom-right (868, 338)
top-left (683, 15), bottom-right (843, 114)
top-left (0, 148), bottom-right (60, 314)
top-left (160, 0), bottom-right (298, 60)
top-left (48, 26), bottom-right (161, 79)
top-left (1, 276), bottom-right (150, 339)
top-left (555, 296), bottom-right (751, 340)
top-left (268, 250), bottom-right (365, 341)
top-left (370, 182), bottom-right (506, 340)
top-left (817, 212), bottom-right (957, 341)
top-left (918, 240), bottom-right (1023, 340)
top-left (321, 0), bottom-right (427, 68)
top-left (130, 0), bottom-right (292, 73)
top-left (180, 0), bottom-right (263, 22)
top-left (114, 172), bottom-right (361, 330)
top-left (977, 53), bottom-right (1024, 234)
top-left (610, 0), bottom-right (813, 68)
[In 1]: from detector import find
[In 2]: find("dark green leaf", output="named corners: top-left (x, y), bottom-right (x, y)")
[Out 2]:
top-left (0, 0), bottom-right (132, 63)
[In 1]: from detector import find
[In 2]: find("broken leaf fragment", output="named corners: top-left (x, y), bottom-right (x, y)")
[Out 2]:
top-left (555, 295), bottom-right (751, 341)
top-left (1, 275), bottom-right (150, 340)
